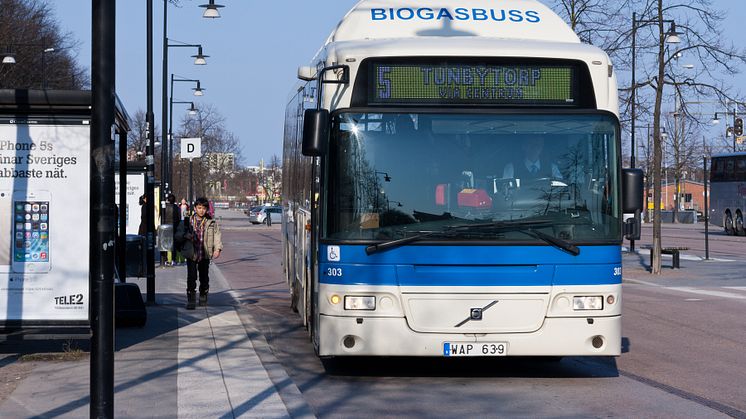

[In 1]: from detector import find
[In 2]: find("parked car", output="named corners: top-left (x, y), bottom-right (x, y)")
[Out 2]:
top-left (248, 206), bottom-right (282, 224)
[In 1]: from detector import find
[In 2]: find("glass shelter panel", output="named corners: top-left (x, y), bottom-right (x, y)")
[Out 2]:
top-left (326, 112), bottom-right (620, 243)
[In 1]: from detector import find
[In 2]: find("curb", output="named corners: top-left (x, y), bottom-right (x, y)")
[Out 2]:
top-left (210, 265), bottom-right (316, 419)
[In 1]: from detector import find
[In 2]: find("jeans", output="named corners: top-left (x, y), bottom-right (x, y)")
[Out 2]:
top-left (186, 258), bottom-right (210, 294)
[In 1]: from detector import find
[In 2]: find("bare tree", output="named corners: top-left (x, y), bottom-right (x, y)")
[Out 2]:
top-left (171, 103), bottom-right (242, 201)
top-left (662, 109), bottom-right (701, 222)
top-left (263, 154), bottom-right (282, 204)
top-left (630, 0), bottom-right (746, 273)
top-left (0, 0), bottom-right (88, 89)
top-left (547, 0), bottom-right (746, 273)
top-left (546, 0), bottom-right (633, 53)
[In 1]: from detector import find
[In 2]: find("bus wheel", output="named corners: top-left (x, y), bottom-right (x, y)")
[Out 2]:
top-left (724, 212), bottom-right (735, 235)
top-left (736, 212), bottom-right (745, 236)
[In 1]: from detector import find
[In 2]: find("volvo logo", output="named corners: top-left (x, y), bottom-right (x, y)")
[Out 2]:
top-left (470, 308), bottom-right (483, 320)
top-left (455, 300), bottom-right (499, 327)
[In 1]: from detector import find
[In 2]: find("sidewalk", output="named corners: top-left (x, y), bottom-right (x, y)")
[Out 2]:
top-left (0, 262), bottom-right (314, 418)
top-left (621, 245), bottom-right (746, 287)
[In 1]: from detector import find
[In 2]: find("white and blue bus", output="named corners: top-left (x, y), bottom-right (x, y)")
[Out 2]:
top-left (709, 152), bottom-right (746, 235)
top-left (282, 0), bottom-right (643, 357)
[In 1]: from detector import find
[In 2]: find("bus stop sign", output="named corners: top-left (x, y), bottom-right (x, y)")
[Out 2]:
top-left (181, 137), bottom-right (202, 159)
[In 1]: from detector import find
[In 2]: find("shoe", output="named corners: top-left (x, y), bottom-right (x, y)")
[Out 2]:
top-left (199, 293), bottom-right (208, 307)
top-left (186, 292), bottom-right (196, 310)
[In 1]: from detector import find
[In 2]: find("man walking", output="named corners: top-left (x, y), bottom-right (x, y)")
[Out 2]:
top-left (175, 197), bottom-right (223, 310)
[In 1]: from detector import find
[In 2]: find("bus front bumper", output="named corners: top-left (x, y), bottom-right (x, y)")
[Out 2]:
top-left (318, 314), bottom-right (621, 357)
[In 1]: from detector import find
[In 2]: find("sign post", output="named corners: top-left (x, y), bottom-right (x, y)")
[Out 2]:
top-left (181, 138), bottom-right (202, 204)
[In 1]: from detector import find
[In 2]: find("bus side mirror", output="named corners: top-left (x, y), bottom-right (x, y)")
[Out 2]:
top-left (622, 168), bottom-right (644, 240)
top-left (622, 168), bottom-right (644, 213)
top-left (302, 109), bottom-right (329, 156)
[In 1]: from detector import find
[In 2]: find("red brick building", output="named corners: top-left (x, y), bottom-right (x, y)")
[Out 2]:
top-left (647, 179), bottom-right (708, 212)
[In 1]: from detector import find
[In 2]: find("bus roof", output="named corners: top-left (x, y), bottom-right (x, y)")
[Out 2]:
top-left (711, 152), bottom-right (746, 159)
top-left (327, 0), bottom-right (579, 44)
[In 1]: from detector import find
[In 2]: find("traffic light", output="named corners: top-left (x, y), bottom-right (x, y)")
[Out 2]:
top-left (736, 118), bottom-right (744, 136)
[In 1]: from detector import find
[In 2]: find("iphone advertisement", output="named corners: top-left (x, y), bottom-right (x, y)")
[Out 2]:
top-left (0, 119), bottom-right (90, 322)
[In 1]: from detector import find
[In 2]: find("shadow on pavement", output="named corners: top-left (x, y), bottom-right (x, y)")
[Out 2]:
top-left (317, 355), bottom-right (620, 379)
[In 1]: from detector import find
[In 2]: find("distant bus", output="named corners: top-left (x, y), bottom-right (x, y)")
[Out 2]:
top-left (709, 152), bottom-right (746, 235)
top-left (281, 0), bottom-right (642, 358)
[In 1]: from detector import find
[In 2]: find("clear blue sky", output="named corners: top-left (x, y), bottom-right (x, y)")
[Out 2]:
top-left (54, 1), bottom-right (746, 165)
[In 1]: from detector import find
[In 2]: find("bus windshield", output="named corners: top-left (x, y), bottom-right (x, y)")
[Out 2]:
top-left (325, 112), bottom-right (620, 243)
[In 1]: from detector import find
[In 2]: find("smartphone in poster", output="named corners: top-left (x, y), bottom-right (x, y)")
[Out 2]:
top-left (0, 191), bottom-right (11, 272)
top-left (12, 190), bottom-right (51, 273)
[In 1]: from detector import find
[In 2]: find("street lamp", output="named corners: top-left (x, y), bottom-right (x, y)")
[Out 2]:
top-left (630, 13), bottom-right (681, 170)
top-left (376, 171), bottom-right (392, 182)
top-left (159, 0), bottom-right (222, 210)
top-left (161, 40), bottom-right (209, 200)
top-left (169, 99), bottom-right (197, 197)
top-left (0, 42), bottom-right (60, 88)
top-left (712, 107), bottom-right (742, 151)
top-left (200, 0), bottom-right (225, 18)
top-left (2, 46), bottom-right (15, 64)
top-left (161, 40), bottom-right (209, 202)
top-left (191, 46), bottom-right (208, 65)
top-left (192, 81), bottom-right (205, 96)
top-left (629, 13), bottom-right (681, 253)
top-left (168, 76), bottom-right (203, 199)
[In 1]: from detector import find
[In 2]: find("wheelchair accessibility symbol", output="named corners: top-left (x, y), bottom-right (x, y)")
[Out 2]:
top-left (327, 245), bottom-right (340, 262)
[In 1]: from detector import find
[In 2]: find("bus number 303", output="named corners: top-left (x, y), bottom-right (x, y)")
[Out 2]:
top-left (326, 267), bottom-right (343, 277)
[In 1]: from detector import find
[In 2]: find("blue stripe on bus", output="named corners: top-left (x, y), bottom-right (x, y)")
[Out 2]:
top-left (319, 245), bottom-right (621, 286)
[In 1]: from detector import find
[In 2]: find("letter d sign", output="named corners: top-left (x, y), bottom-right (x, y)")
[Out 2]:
top-left (181, 137), bottom-right (202, 159)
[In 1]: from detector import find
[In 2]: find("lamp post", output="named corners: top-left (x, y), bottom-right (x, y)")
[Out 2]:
top-left (160, 0), bottom-right (222, 207)
top-left (169, 98), bottom-right (197, 200)
top-left (161, 41), bottom-right (207, 202)
top-left (712, 108), bottom-right (741, 152)
top-left (1, 41), bottom-right (60, 88)
top-left (631, 13), bottom-right (680, 169)
top-left (630, 12), bottom-right (681, 254)
top-left (200, 0), bottom-right (225, 18)
top-left (145, 0), bottom-right (156, 304)
top-left (167, 75), bottom-right (203, 202)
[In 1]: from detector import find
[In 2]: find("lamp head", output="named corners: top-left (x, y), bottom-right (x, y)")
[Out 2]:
top-left (665, 21), bottom-right (681, 44)
top-left (200, 0), bottom-right (224, 18)
top-left (192, 81), bottom-right (205, 96)
top-left (2, 54), bottom-right (15, 64)
top-left (192, 46), bottom-right (208, 65)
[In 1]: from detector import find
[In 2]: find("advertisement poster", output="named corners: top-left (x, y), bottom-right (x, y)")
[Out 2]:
top-left (0, 119), bottom-right (90, 322)
top-left (115, 172), bottom-right (147, 235)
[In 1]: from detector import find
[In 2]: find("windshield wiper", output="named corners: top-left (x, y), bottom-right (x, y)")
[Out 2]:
top-left (517, 228), bottom-right (580, 256)
top-left (365, 219), bottom-right (579, 256)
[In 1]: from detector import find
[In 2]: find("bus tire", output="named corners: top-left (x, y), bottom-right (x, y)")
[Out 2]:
top-left (724, 212), bottom-right (735, 235)
top-left (736, 212), bottom-right (745, 236)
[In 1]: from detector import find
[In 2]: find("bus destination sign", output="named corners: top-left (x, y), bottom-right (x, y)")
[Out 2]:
top-left (371, 63), bottom-right (576, 106)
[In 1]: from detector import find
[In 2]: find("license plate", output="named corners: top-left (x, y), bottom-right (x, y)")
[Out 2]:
top-left (443, 342), bottom-right (508, 357)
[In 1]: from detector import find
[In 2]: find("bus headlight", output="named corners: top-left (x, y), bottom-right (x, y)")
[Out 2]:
top-left (573, 296), bottom-right (603, 310)
top-left (344, 296), bottom-right (376, 310)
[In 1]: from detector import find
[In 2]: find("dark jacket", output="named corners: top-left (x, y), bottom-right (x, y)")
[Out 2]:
top-left (161, 203), bottom-right (181, 229)
top-left (513, 157), bottom-right (554, 179)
